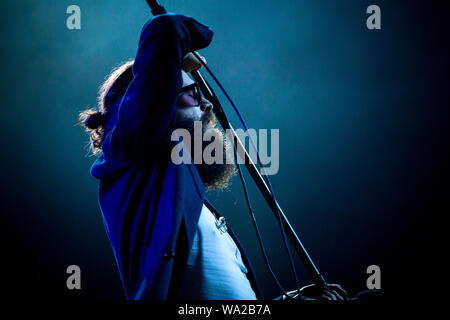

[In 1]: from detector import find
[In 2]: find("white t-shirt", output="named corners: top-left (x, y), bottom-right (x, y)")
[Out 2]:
top-left (176, 205), bottom-right (257, 300)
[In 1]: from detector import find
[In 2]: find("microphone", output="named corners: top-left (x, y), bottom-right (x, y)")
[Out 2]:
top-left (146, 0), bottom-right (166, 16)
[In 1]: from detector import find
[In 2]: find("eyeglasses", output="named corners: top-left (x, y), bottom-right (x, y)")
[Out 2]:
top-left (179, 83), bottom-right (202, 105)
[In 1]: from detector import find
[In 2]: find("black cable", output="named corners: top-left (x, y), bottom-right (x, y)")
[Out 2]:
top-left (191, 57), bottom-right (295, 298)
top-left (192, 51), bottom-right (303, 297)
top-left (232, 135), bottom-right (294, 300)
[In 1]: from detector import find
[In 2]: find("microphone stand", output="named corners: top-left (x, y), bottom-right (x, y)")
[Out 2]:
top-left (145, 0), bottom-right (329, 291)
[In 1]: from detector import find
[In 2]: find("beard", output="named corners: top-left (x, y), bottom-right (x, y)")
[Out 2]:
top-left (175, 108), bottom-right (236, 190)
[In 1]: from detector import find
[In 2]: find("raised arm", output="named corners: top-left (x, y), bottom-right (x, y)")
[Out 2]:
top-left (102, 13), bottom-right (213, 162)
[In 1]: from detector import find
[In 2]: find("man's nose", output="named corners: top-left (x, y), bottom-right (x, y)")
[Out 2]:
top-left (200, 98), bottom-right (212, 112)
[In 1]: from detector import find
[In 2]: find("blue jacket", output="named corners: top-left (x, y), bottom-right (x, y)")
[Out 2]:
top-left (90, 13), bottom-right (261, 300)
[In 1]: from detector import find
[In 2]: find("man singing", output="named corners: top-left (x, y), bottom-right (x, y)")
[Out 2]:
top-left (79, 13), bottom-right (346, 300)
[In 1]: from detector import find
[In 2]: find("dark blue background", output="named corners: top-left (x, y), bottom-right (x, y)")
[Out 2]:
top-left (0, 0), bottom-right (447, 300)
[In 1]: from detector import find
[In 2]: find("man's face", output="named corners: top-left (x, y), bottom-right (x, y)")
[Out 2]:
top-left (174, 76), bottom-right (236, 190)
top-left (176, 82), bottom-right (212, 123)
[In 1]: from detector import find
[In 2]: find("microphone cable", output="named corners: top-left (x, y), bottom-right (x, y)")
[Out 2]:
top-left (192, 51), bottom-right (303, 299)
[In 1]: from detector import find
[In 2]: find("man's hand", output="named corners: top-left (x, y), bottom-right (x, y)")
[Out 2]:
top-left (182, 51), bottom-right (206, 73)
top-left (282, 284), bottom-right (348, 301)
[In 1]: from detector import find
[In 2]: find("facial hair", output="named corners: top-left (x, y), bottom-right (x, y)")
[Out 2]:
top-left (175, 108), bottom-right (236, 190)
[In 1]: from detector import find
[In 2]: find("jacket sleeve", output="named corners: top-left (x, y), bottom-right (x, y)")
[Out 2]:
top-left (102, 14), bottom-right (213, 162)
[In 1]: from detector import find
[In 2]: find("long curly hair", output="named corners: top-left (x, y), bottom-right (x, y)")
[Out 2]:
top-left (79, 60), bottom-right (134, 154)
